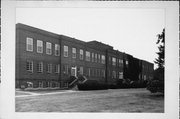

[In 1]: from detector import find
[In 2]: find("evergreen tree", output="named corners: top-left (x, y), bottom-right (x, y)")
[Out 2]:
top-left (154, 29), bottom-right (165, 69)
top-left (147, 29), bottom-right (165, 93)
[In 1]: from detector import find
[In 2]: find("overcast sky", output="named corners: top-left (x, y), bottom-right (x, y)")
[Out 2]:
top-left (16, 8), bottom-right (165, 69)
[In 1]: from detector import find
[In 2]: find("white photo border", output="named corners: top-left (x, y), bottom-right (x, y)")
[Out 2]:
top-left (1, 1), bottom-right (179, 119)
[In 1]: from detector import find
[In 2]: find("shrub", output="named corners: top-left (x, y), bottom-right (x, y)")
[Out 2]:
top-left (147, 68), bottom-right (164, 93)
top-left (77, 80), bottom-right (108, 90)
top-left (147, 79), bottom-right (164, 93)
top-left (130, 81), bottom-right (148, 88)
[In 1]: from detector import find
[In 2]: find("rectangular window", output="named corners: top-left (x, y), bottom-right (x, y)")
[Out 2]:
top-left (72, 48), bottom-right (76, 58)
top-left (112, 71), bottom-right (116, 78)
top-left (26, 60), bottom-right (33, 72)
top-left (64, 45), bottom-right (68, 57)
top-left (121, 59), bottom-right (124, 66)
top-left (46, 42), bottom-right (52, 55)
top-left (91, 69), bottom-right (93, 77)
top-left (80, 49), bottom-right (84, 60)
top-left (95, 69), bottom-right (98, 77)
top-left (55, 64), bottom-right (60, 73)
top-left (55, 44), bottom-right (60, 56)
top-left (80, 66), bottom-right (83, 75)
top-left (88, 68), bottom-right (91, 77)
top-left (108, 70), bottom-right (111, 77)
top-left (37, 40), bottom-right (43, 53)
top-left (97, 69), bottom-right (100, 77)
top-left (119, 72), bottom-right (123, 79)
top-left (98, 54), bottom-right (101, 63)
top-left (95, 53), bottom-right (97, 62)
top-left (118, 59), bottom-right (122, 67)
top-left (38, 81), bottom-right (43, 88)
top-left (37, 62), bottom-right (43, 73)
top-left (139, 74), bottom-right (141, 79)
top-left (112, 57), bottom-right (116, 66)
top-left (144, 75), bottom-right (147, 80)
top-left (101, 55), bottom-right (105, 64)
top-left (92, 53), bottom-right (94, 62)
top-left (64, 65), bottom-right (69, 74)
top-left (26, 37), bottom-right (33, 51)
top-left (86, 51), bottom-right (90, 61)
top-left (47, 64), bottom-right (52, 73)
top-left (109, 57), bottom-right (111, 65)
top-left (126, 60), bottom-right (129, 67)
top-left (102, 70), bottom-right (105, 78)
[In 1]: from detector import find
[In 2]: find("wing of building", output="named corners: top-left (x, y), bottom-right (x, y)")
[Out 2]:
top-left (15, 23), bottom-right (154, 89)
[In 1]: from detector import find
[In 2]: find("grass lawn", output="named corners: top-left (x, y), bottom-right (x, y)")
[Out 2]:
top-left (15, 88), bottom-right (164, 112)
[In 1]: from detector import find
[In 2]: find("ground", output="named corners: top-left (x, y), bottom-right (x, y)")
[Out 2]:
top-left (15, 88), bottom-right (164, 112)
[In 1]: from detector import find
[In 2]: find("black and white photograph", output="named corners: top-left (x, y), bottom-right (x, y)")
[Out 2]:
top-left (1, 1), bottom-right (179, 119)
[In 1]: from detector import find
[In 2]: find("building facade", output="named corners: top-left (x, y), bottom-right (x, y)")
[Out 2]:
top-left (16, 23), bottom-right (154, 89)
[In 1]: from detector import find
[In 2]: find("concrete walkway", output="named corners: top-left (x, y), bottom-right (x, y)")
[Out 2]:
top-left (15, 90), bottom-right (78, 98)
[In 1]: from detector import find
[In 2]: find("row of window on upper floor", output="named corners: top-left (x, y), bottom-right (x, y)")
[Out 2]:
top-left (26, 37), bottom-right (60, 56)
top-left (142, 64), bottom-right (154, 72)
top-left (26, 37), bottom-right (106, 64)
top-left (109, 57), bottom-right (125, 67)
top-left (64, 45), bottom-right (106, 64)
top-left (26, 37), bottom-right (125, 66)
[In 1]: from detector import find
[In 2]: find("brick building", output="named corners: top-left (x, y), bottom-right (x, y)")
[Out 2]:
top-left (16, 23), bottom-right (154, 89)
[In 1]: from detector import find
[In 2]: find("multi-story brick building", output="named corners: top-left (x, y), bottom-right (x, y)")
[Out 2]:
top-left (16, 23), bottom-right (154, 89)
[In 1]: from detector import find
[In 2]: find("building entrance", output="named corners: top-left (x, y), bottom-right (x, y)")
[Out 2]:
top-left (71, 66), bottom-right (77, 77)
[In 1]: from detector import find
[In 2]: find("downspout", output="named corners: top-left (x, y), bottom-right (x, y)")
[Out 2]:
top-left (105, 49), bottom-right (108, 84)
top-left (59, 35), bottom-right (62, 87)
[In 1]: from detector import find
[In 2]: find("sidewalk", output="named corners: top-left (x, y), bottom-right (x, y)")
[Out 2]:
top-left (15, 89), bottom-right (78, 98)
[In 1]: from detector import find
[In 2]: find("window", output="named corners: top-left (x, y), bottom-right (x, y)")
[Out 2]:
top-left (119, 72), bottom-right (123, 79)
top-left (26, 37), bottom-right (33, 51)
top-left (97, 69), bottom-right (100, 77)
top-left (112, 71), bottom-right (116, 78)
top-left (88, 68), bottom-right (91, 77)
top-left (121, 59), bottom-right (123, 65)
top-left (80, 49), bottom-right (84, 60)
top-left (91, 69), bottom-right (94, 76)
top-left (126, 60), bottom-right (129, 65)
top-left (63, 65), bottom-right (69, 74)
top-left (92, 53), bottom-right (94, 62)
top-left (126, 61), bottom-right (128, 65)
top-left (112, 57), bottom-right (116, 66)
top-left (101, 55), bottom-right (105, 64)
top-left (37, 40), bottom-right (43, 53)
top-left (108, 70), bottom-right (111, 77)
top-left (109, 57), bottom-right (111, 65)
top-left (80, 66), bottom-right (83, 75)
top-left (26, 60), bottom-right (33, 72)
top-left (98, 54), bottom-right (101, 63)
top-left (139, 74), bottom-right (141, 79)
top-left (37, 62), bottom-right (43, 73)
top-left (102, 70), bottom-right (105, 78)
top-left (72, 48), bottom-right (76, 58)
top-left (144, 75), bottom-right (147, 80)
top-left (38, 81), bottom-right (43, 88)
top-left (55, 64), bottom-right (60, 73)
top-left (47, 64), bottom-right (52, 73)
top-left (118, 59), bottom-right (123, 67)
top-left (46, 42), bottom-right (52, 55)
top-left (86, 51), bottom-right (90, 61)
top-left (95, 53), bottom-right (97, 62)
top-left (95, 69), bottom-right (98, 77)
top-left (55, 44), bottom-right (60, 56)
top-left (64, 45), bottom-right (68, 57)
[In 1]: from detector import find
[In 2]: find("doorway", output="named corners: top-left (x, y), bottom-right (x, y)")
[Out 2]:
top-left (71, 66), bottom-right (77, 77)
